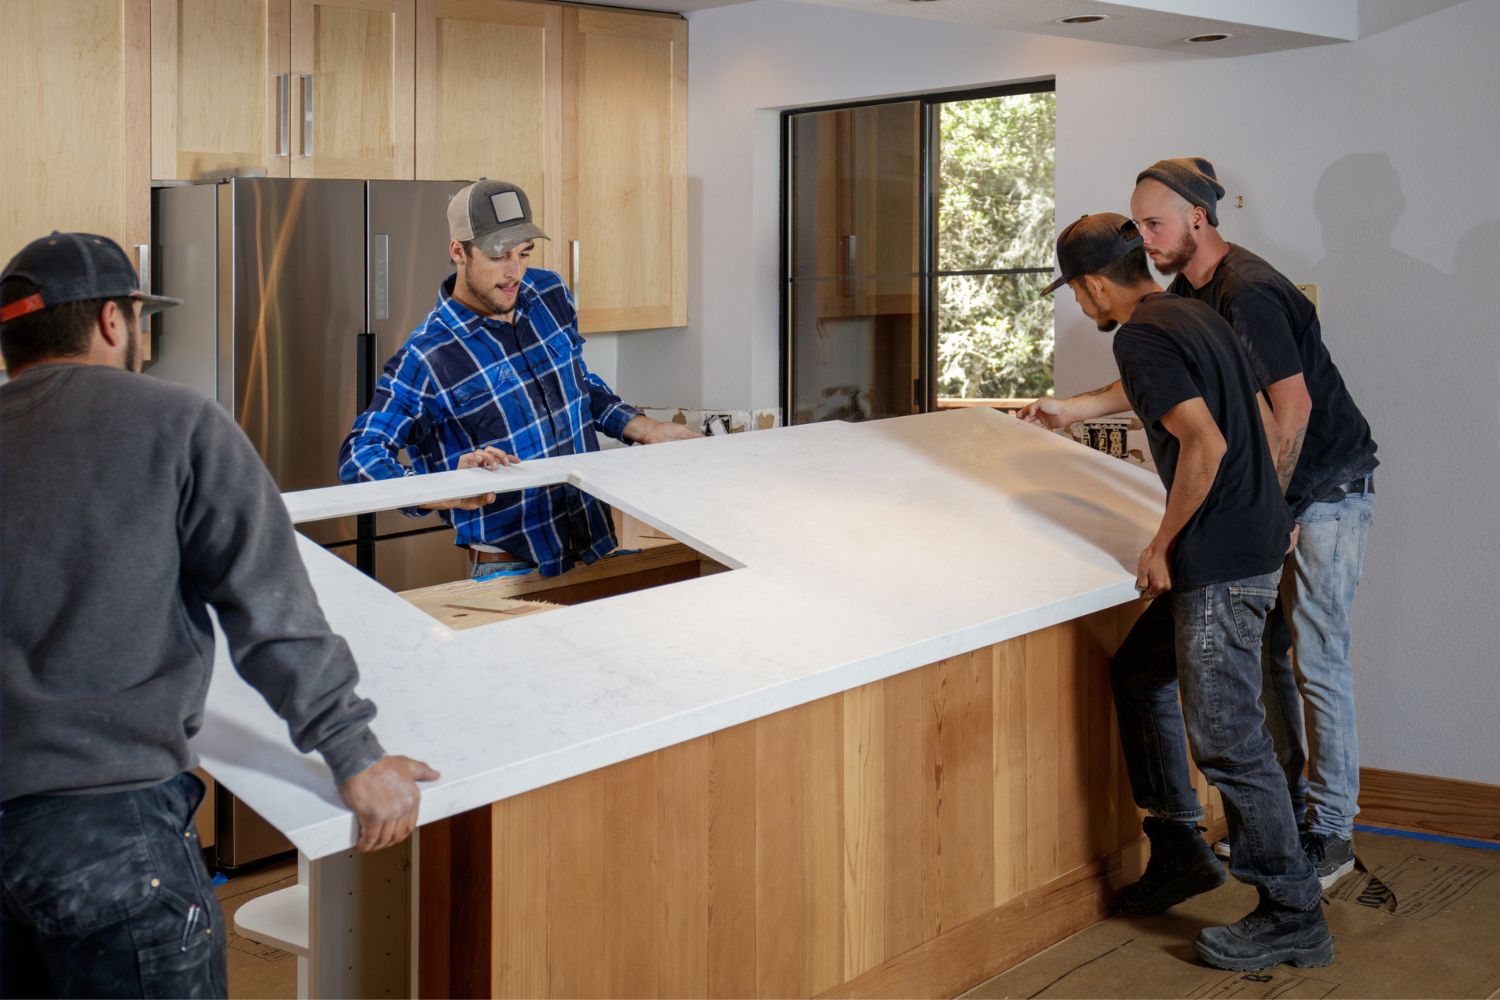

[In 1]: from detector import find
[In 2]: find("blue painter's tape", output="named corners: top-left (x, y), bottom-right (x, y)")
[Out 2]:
top-left (1354, 823), bottom-right (1500, 853)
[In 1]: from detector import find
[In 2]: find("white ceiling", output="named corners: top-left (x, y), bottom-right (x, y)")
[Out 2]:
top-left (616, 0), bottom-right (1467, 57)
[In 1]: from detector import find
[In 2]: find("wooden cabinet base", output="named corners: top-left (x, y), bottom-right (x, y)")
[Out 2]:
top-left (417, 602), bottom-right (1227, 998)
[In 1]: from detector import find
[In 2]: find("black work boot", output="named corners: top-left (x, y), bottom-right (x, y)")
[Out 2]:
top-left (1196, 891), bottom-right (1335, 971)
top-left (1120, 817), bottom-right (1227, 914)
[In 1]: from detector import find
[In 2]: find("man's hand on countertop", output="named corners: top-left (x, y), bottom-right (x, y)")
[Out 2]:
top-left (339, 755), bottom-right (441, 853)
top-left (624, 414), bottom-right (703, 445)
top-left (421, 446), bottom-right (520, 511)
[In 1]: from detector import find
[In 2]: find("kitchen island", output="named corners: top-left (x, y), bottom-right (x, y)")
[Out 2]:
top-left (197, 408), bottom-right (1224, 998)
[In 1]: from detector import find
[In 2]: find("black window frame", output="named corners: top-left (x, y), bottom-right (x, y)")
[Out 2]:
top-left (779, 78), bottom-right (1057, 422)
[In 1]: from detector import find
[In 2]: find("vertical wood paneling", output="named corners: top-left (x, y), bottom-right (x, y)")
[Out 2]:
top-left (841, 682), bottom-right (885, 980)
top-left (707, 724), bottom-right (758, 998)
top-left (603, 754), bottom-right (659, 997)
top-left (494, 793), bottom-right (548, 999)
top-left (1080, 611), bottom-right (1119, 861)
top-left (1054, 623), bottom-right (1093, 874)
top-left (416, 818), bottom-right (452, 998)
top-left (992, 638), bottom-right (1028, 906)
top-left (881, 664), bottom-right (939, 959)
top-left (755, 699), bottom-right (844, 997)
top-left (1024, 628), bottom-right (1061, 886)
top-left (658, 739), bottom-right (710, 998)
top-left (546, 770), bottom-right (607, 997)
top-left (935, 650), bottom-right (994, 930)
top-left (803, 697), bottom-right (845, 995)
top-left (428, 604), bottom-right (1238, 999)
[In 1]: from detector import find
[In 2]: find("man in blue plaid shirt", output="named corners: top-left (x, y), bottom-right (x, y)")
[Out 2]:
top-left (339, 180), bottom-right (697, 578)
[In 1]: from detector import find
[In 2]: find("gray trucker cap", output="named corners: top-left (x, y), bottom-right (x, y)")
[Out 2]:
top-left (447, 180), bottom-right (549, 256)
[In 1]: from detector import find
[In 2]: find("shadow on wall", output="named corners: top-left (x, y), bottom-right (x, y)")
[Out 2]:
top-left (1305, 152), bottom-right (1500, 738)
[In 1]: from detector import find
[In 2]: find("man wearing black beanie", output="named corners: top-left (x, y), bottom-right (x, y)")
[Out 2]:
top-left (1022, 159), bottom-right (1379, 909)
top-left (1128, 158), bottom-right (1377, 893)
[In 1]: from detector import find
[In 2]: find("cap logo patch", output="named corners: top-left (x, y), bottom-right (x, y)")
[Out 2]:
top-left (489, 191), bottom-right (524, 224)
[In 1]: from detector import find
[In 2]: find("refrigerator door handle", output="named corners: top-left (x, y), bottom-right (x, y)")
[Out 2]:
top-left (276, 73), bottom-right (289, 157)
top-left (134, 243), bottom-right (152, 334)
top-left (301, 74), bottom-right (314, 157)
top-left (570, 239), bottom-right (581, 306)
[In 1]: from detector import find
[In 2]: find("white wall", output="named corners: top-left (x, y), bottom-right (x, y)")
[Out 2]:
top-left (633, 0), bottom-right (1500, 785)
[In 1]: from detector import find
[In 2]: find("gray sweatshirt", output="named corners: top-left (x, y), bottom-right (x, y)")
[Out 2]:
top-left (1, 364), bottom-right (384, 800)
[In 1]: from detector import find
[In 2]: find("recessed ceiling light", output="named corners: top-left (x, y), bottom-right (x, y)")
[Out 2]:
top-left (1057, 14), bottom-right (1109, 24)
top-left (1185, 32), bottom-right (1232, 42)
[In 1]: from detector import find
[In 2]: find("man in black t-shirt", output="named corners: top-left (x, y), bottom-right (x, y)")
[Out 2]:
top-left (1040, 213), bottom-right (1329, 972)
top-left (1131, 158), bottom-right (1376, 889)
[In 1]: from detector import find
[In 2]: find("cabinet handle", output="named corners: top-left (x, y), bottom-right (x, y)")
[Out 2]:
top-left (276, 73), bottom-right (289, 156)
top-left (301, 74), bottom-right (314, 156)
top-left (134, 243), bottom-right (152, 334)
top-left (570, 239), bottom-right (581, 307)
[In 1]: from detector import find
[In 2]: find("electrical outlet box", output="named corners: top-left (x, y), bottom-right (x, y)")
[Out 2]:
top-left (1296, 283), bottom-right (1320, 313)
top-left (701, 413), bottom-right (736, 436)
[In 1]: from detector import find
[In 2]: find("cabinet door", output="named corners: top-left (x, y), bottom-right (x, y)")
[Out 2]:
top-left (562, 8), bottom-right (686, 332)
top-left (290, 0), bottom-right (415, 178)
top-left (1, 0), bottom-right (150, 333)
top-left (151, 0), bottom-right (291, 180)
top-left (415, 0), bottom-right (561, 272)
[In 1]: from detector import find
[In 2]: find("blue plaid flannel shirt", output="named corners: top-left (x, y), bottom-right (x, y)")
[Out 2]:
top-left (338, 269), bottom-right (640, 577)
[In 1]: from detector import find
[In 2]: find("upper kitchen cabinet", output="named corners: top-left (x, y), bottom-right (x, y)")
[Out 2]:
top-left (151, 0), bottom-right (291, 180)
top-left (2, 0), bottom-right (151, 294)
top-left (562, 8), bottom-right (687, 333)
top-left (291, 0), bottom-right (415, 178)
top-left (415, 0), bottom-right (562, 272)
top-left (151, 0), bottom-right (415, 180)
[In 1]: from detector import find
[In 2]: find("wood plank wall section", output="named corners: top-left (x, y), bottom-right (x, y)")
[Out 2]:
top-left (418, 600), bottom-right (1228, 998)
top-left (1359, 768), bottom-right (1500, 843)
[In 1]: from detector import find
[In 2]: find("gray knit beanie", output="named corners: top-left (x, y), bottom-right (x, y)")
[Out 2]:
top-left (1136, 157), bottom-right (1226, 227)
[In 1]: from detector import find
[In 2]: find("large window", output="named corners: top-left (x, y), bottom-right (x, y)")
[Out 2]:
top-left (782, 83), bottom-right (1055, 425)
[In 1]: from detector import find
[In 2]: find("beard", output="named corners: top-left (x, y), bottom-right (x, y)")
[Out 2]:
top-left (460, 270), bottom-right (518, 319)
top-left (1151, 228), bottom-right (1197, 275)
top-left (1079, 284), bottom-right (1118, 332)
top-left (124, 315), bottom-right (142, 372)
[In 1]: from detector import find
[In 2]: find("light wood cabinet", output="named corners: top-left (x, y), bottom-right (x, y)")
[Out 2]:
top-left (151, 0), bottom-right (291, 180)
top-left (291, 0), bottom-right (415, 179)
top-left (2, 0), bottom-right (151, 277)
top-left (415, 0), bottom-right (562, 272)
top-left (561, 7), bottom-right (687, 332)
top-left (151, 0), bottom-right (414, 181)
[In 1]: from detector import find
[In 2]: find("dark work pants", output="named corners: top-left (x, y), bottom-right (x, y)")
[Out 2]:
top-left (1, 773), bottom-right (227, 999)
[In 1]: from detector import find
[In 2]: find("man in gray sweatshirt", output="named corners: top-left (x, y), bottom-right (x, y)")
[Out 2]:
top-left (0, 232), bottom-right (438, 998)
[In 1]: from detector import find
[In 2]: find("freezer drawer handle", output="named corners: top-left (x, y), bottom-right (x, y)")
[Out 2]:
top-left (301, 74), bottom-right (314, 156)
top-left (276, 73), bottom-right (289, 157)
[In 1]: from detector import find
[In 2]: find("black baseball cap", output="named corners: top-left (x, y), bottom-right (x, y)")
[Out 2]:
top-left (447, 180), bottom-right (549, 256)
top-left (1042, 213), bottom-right (1144, 295)
top-left (0, 232), bottom-right (181, 324)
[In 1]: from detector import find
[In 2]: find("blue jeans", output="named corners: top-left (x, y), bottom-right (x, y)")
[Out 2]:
top-left (469, 558), bottom-right (531, 581)
top-left (1, 773), bottom-right (226, 999)
top-left (1112, 573), bottom-right (1321, 910)
top-left (1261, 489), bottom-right (1375, 840)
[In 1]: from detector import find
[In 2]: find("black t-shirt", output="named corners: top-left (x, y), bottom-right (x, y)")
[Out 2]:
top-left (1168, 245), bottom-right (1378, 516)
top-left (1113, 293), bottom-right (1292, 589)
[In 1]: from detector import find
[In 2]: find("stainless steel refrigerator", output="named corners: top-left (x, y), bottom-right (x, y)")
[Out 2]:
top-left (154, 177), bottom-right (473, 871)
top-left (153, 177), bottom-right (472, 594)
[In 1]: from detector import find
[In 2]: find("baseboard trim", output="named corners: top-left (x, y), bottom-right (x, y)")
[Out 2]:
top-left (1359, 767), bottom-right (1500, 844)
top-left (817, 850), bottom-right (1124, 1000)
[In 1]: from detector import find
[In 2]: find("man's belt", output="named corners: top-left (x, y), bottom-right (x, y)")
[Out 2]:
top-left (1314, 474), bottom-right (1374, 503)
top-left (470, 548), bottom-right (526, 564)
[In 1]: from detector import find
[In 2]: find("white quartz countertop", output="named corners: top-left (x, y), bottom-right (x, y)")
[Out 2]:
top-left (194, 409), bottom-right (1166, 858)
